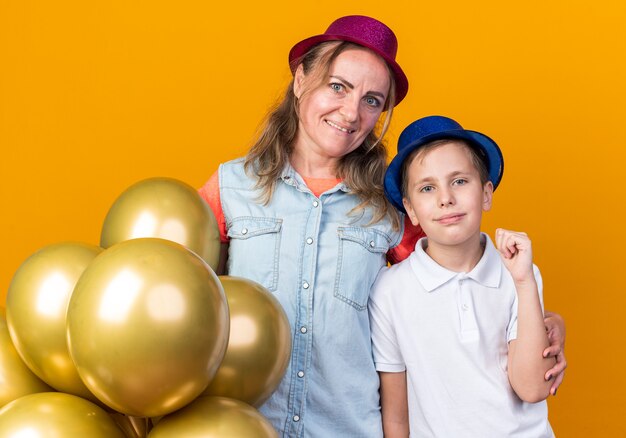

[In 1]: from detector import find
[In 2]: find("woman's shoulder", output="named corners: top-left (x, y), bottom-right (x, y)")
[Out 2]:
top-left (387, 216), bottom-right (424, 264)
top-left (219, 157), bottom-right (250, 180)
top-left (220, 157), bottom-right (246, 171)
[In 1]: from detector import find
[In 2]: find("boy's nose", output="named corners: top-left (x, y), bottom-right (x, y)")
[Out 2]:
top-left (438, 190), bottom-right (455, 207)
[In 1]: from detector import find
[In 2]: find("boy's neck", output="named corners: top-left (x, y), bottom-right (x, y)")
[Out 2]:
top-left (424, 232), bottom-right (486, 273)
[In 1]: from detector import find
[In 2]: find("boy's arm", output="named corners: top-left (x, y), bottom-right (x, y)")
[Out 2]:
top-left (496, 228), bottom-right (556, 403)
top-left (369, 276), bottom-right (409, 437)
top-left (379, 371), bottom-right (409, 438)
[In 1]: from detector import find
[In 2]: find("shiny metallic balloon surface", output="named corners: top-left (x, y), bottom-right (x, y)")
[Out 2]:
top-left (100, 177), bottom-right (220, 271)
top-left (203, 276), bottom-right (291, 407)
top-left (148, 396), bottom-right (277, 438)
top-left (0, 392), bottom-right (126, 437)
top-left (5, 242), bottom-right (102, 400)
top-left (110, 413), bottom-right (149, 438)
top-left (67, 238), bottom-right (229, 417)
top-left (0, 310), bottom-right (53, 408)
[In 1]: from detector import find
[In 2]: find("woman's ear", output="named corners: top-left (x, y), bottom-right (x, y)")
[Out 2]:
top-left (293, 64), bottom-right (305, 99)
top-left (482, 181), bottom-right (494, 212)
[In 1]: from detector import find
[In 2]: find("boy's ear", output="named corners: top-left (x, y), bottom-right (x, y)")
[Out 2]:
top-left (482, 181), bottom-right (494, 212)
top-left (402, 197), bottom-right (420, 226)
top-left (293, 64), bottom-right (305, 99)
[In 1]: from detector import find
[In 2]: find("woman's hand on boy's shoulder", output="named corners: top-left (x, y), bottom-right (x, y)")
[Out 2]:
top-left (543, 311), bottom-right (567, 395)
top-left (495, 228), bottom-right (534, 283)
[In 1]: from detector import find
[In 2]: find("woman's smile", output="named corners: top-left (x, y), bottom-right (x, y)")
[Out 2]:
top-left (325, 119), bottom-right (356, 134)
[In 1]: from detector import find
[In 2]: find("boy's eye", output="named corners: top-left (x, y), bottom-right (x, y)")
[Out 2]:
top-left (453, 178), bottom-right (468, 186)
top-left (364, 95), bottom-right (381, 107)
top-left (419, 185), bottom-right (434, 193)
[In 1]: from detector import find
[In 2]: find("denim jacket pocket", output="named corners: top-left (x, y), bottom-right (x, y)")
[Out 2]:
top-left (334, 226), bottom-right (390, 310)
top-left (227, 216), bottom-right (282, 292)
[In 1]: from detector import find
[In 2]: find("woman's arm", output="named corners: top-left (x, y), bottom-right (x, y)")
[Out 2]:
top-left (379, 371), bottom-right (409, 438)
top-left (199, 170), bottom-right (230, 275)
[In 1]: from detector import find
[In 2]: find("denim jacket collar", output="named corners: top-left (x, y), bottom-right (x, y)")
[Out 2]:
top-left (279, 161), bottom-right (351, 194)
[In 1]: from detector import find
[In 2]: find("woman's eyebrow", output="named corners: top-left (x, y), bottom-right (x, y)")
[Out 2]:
top-left (330, 75), bottom-right (354, 89)
top-left (330, 75), bottom-right (387, 99)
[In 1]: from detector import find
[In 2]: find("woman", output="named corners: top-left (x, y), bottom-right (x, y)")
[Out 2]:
top-left (200, 15), bottom-right (566, 437)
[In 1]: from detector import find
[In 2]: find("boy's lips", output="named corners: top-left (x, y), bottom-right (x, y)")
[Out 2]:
top-left (435, 213), bottom-right (465, 225)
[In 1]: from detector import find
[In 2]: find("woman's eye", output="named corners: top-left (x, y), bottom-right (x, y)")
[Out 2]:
top-left (364, 96), bottom-right (380, 107)
top-left (330, 83), bottom-right (343, 92)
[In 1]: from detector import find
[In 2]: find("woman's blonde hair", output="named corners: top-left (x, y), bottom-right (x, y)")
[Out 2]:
top-left (244, 41), bottom-right (400, 229)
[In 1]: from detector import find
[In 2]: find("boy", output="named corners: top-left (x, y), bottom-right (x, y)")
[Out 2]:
top-left (369, 115), bottom-right (556, 437)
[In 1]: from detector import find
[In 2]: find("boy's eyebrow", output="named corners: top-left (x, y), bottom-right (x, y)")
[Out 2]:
top-left (409, 175), bottom-right (434, 188)
top-left (447, 170), bottom-right (468, 179)
top-left (330, 75), bottom-right (387, 99)
top-left (411, 170), bottom-right (470, 186)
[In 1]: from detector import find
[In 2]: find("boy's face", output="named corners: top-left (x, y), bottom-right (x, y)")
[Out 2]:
top-left (402, 141), bottom-right (493, 248)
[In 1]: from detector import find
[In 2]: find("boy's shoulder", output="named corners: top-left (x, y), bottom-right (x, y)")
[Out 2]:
top-left (381, 254), bottom-right (415, 279)
top-left (371, 255), bottom-right (416, 297)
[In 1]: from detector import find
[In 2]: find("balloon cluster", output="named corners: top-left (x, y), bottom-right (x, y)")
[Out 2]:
top-left (0, 178), bottom-right (291, 437)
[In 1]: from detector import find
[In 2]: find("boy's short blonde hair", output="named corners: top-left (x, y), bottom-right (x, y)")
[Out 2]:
top-left (400, 139), bottom-right (490, 199)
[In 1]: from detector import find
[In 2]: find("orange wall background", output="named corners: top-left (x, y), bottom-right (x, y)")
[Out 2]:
top-left (1, 0), bottom-right (624, 434)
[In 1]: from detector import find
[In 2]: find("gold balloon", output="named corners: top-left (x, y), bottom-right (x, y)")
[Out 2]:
top-left (100, 177), bottom-right (221, 271)
top-left (67, 238), bottom-right (229, 417)
top-left (0, 311), bottom-right (53, 408)
top-left (5, 242), bottom-right (102, 401)
top-left (0, 392), bottom-right (126, 437)
top-left (203, 276), bottom-right (291, 407)
top-left (110, 413), bottom-right (149, 438)
top-left (148, 396), bottom-right (277, 438)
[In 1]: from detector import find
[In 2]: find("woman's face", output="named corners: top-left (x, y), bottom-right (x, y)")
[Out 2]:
top-left (292, 48), bottom-right (390, 165)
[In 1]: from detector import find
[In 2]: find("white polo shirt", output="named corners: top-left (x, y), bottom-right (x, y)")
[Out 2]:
top-left (369, 233), bottom-right (554, 438)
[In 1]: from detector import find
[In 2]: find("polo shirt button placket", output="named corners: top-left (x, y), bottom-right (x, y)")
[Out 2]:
top-left (458, 276), bottom-right (479, 341)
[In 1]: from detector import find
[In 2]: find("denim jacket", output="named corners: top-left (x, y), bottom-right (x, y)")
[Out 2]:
top-left (219, 158), bottom-right (403, 437)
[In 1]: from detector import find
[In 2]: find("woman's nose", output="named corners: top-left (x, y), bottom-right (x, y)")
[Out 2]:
top-left (339, 96), bottom-right (359, 122)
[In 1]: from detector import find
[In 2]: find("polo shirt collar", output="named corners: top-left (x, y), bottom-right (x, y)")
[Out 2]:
top-left (411, 233), bottom-right (502, 292)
